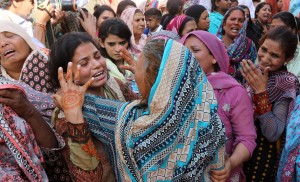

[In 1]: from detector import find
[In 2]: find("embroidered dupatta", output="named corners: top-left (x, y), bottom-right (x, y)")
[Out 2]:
top-left (83, 39), bottom-right (226, 181)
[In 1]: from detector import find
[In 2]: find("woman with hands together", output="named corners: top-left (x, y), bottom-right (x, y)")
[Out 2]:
top-left (242, 27), bottom-right (300, 181)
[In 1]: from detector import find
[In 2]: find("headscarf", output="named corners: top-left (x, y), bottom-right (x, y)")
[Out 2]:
top-left (83, 39), bottom-right (226, 181)
top-left (166, 15), bottom-right (188, 36)
top-left (150, 29), bottom-right (181, 41)
top-left (120, 7), bottom-right (147, 57)
top-left (183, 0), bottom-right (202, 12)
top-left (278, 93), bottom-right (300, 181)
top-left (0, 20), bottom-right (36, 51)
top-left (216, 15), bottom-right (257, 63)
top-left (0, 77), bottom-right (55, 181)
top-left (216, 8), bottom-right (257, 83)
top-left (180, 31), bottom-right (241, 98)
top-left (185, 5), bottom-right (207, 23)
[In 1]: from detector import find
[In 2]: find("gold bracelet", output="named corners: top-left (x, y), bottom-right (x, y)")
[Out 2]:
top-left (34, 22), bottom-right (46, 31)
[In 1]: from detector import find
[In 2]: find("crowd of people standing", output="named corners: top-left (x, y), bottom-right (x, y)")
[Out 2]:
top-left (0, 0), bottom-right (300, 181)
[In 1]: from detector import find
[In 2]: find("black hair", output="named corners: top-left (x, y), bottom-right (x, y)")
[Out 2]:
top-left (221, 7), bottom-right (245, 35)
top-left (260, 26), bottom-right (298, 60)
top-left (48, 32), bottom-right (99, 89)
top-left (255, 2), bottom-right (272, 19)
top-left (211, 0), bottom-right (219, 12)
top-left (167, 0), bottom-right (183, 16)
top-left (178, 16), bottom-right (195, 37)
top-left (98, 18), bottom-right (132, 60)
top-left (116, 0), bottom-right (136, 17)
top-left (272, 11), bottom-right (298, 33)
top-left (93, 5), bottom-right (116, 20)
top-left (144, 8), bottom-right (162, 20)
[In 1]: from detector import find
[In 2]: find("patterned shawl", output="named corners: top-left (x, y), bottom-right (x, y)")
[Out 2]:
top-left (166, 15), bottom-right (188, 36)
top-left (0, 77), bottom-right (55, 181)
top-left (216, 12), bottom-right (257, 63)
top-left (149, 30), bottom-right (181, 41)
top-left (277, 93), bottom-right (300, 181)
top-left (83, 39), bottom-right (226, 181)
top-left (120, 7), bottom-right (147, 57)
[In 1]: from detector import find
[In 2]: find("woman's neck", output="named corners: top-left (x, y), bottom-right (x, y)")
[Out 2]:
top-left (114, 59), bottom-right (125, 75)
top-left (5, 69), bottom-right (20, 80)
top-left (222, 35), bottom-right (233, 48)
top-left (87, 86), bottom-right (105, 97)
top-left (134, 34), bottom-right (142, 44)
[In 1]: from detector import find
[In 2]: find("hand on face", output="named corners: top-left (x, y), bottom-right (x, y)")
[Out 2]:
top-left (52, 62), bottom-right (94, 124)
top-left (240, 59), bottom-right (269, 94)
top-left (120, 47), bottom-right (136, 74)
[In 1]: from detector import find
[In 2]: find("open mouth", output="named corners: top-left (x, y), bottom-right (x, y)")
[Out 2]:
top-left (93, 71), bottom-right (104, 77)
top-left (231, 28), bottom-right (240, 33)
top-left (4, 49), bottom-right (15, 57)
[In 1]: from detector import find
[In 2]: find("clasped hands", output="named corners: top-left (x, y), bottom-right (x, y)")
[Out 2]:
top-left (240, 59), bottom-right (269, 94)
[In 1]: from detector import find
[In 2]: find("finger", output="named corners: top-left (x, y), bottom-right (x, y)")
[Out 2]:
top-left (52, 94), bottom-right (62, 108)
top-left (79, 8), bottom-right (87, 20)
top-left (74, 65), bottom-right (81, 84)
top-left (0, 97), bottom-right (13, 106)
top-left (83, 77), bottom-right (95, 91)
top-left (120, 65), bottom-right (134, 73)
top-left (58, 67), bottom-right (67, 89)
top-left (263, 67), bottom-right (269, 79)
top-left (66, 62), bottom-right (73, 85)
top-left (211, 169), bottom-right (226, 176)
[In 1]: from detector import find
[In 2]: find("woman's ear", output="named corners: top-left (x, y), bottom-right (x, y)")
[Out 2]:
top-left (212, 58), bottom-right (217, 65)
top-left (98, 38), bottom-right (105, 48)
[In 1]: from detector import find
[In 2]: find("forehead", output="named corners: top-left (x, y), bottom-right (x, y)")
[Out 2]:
top-left (99, 10), bottom-right (114, 17)
top-left (105, 34), bottom-right (127, 42)
top-left (271, 18), bottom-right (286, 26)
top-left (134, 12), bottom-right (144, 18)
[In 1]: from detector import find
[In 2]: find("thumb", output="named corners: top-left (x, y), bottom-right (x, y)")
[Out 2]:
top-left (52, 94), bottom-right (62, 108)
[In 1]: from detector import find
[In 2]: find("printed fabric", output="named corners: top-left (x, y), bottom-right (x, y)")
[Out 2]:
top-left (83, 39), bottom-right (226, 181)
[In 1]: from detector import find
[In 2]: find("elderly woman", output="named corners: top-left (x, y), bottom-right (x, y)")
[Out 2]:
top-left (120, 7), bottom-right (146, 58)
top-left (241, 26), bottom-right (299, 181)
top-left (54, 38), bottom-right (227, 181)
top-left (0, 20), bottom-right (52, 93)
top-left (0, 20), bottom-right (63, 181)
top-left (181, 30), bottom-right (256, 182)
top-left (216, 7), bottom-right (257, 83)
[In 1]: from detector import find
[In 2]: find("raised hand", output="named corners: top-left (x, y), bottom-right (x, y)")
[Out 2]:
top-left (120, 47), bottom-right (136, 74)
top-left (240, 59), bottom-right (269, 94)
top-left (52, 62), bottom-right (94, 124)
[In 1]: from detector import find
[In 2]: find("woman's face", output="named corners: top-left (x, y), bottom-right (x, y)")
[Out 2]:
top-left (101, 34), bottom-right (129, 61)
top-left (135, 52), bottom-right (147, 99)
top-left (184, 35), bottom-right (216, 74)
top-left (258, 39), bottom-right (289, 72)
top-left (132, 12), bottom-right (145, 36)
top-left (0, 32), bottom-right (31, 72)
top-left (223, 10), bottom-right (245, 39)
top-left (243, 8), bottom-right (250, 21)
top-left (181, 20), bottom-right (197, 37)
top-left (198, 10), bottom-right (210, 31)
top-left (72, 42), bottom-right (107, 89)
top-left (256, 4), bottom-right (272, 23)
top-left (96, 10), bottom-right (115, 28)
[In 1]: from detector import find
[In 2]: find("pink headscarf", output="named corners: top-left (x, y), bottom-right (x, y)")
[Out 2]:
top-left (120, 7), bottom-right (147, 57)
top-left (180, 30), bottom-right (240, 90)
top-left (166, 15), bottom-right (187, 36)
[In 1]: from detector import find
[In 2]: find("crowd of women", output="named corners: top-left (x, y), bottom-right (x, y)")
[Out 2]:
top-left (0, 0), bottom-right (300, 181)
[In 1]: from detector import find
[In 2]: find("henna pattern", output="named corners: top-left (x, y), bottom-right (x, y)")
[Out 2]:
top-left (61, 90), bottom-right (83, 110)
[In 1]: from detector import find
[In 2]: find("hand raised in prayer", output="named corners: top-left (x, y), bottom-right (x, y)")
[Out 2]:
top-left (240, 59), bottom-right (269, 94)
top-left (120, 47), bottom-right (136, 74)
top-left (52, 62), bottom-right (94, 124)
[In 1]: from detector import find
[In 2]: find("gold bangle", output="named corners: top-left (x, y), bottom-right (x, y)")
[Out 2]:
top-left (34, 22), bottom-right (46, 31)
